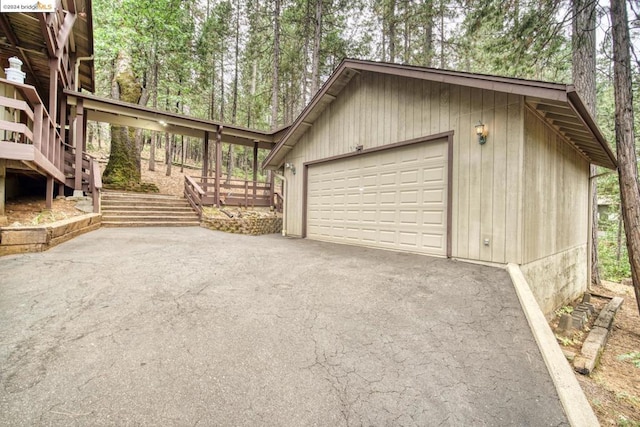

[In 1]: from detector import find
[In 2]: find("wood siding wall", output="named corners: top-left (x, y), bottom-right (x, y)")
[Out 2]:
top-left (522, 107), bottom-right (590, 264)
top-left (284, 71), bottom-right (526, 264)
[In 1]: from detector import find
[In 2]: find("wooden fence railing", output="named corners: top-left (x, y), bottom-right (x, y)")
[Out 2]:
top-left (0, 79), bottom-right (65, 173)
top-left (196, 177), bottom-right (273, 208)
top-left (184, 175), bottom-right (205, 218)
top-left (89, 157), bottom-right (102, 214)
top-left (0, 79), bottom-right (99, 210)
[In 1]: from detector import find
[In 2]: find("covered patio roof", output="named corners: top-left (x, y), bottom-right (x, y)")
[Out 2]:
top-left (64, 90), bottom-right (287, 149)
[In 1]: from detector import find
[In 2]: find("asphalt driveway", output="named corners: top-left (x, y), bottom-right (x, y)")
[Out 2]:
top-left (0, 227), bottom-right (568, 426)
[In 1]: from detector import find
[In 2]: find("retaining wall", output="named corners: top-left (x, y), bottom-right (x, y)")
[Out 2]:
top-left (201, 216), bottom-right (282, 236)
top-left (0, 214), bottom-right (101, 256)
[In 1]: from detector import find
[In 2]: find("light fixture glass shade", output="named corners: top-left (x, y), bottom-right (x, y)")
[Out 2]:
top-left (475, 122), bottom-right (485, 136)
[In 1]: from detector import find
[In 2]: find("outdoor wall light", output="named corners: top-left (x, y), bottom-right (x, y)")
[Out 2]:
top-left (285, 162), bottom-right (296, 175)
top-left (475, 121), bottom-right (488, 145)
top-left (159, 120), bottom-right (168, 127)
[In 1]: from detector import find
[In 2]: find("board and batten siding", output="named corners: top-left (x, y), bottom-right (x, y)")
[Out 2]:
top-left (520, 107), bottom-right (590, 313)
top-left (522, 107), bottom-right (590, 264)
top-left (282, 71), bottom-right (525, 264)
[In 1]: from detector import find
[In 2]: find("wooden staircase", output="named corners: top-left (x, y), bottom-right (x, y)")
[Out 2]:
top-left (101, 191), bottom-right (201, 227)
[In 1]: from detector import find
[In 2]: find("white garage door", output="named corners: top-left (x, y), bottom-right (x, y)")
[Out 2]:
top-left (306, 139), bottom-right (448, 256)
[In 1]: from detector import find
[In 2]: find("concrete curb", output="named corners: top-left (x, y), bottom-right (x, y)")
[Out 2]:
top-left (507, 263), bottom-right (599, 427)
top-left (574, 297), bottom-right (624, 375)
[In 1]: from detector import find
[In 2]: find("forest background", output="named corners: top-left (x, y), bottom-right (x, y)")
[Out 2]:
top-left (90, 0), bottom-right (639, 282)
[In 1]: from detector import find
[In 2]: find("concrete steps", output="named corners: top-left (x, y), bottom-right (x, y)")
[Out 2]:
top-left (101, 191), bottom-right (200, 227)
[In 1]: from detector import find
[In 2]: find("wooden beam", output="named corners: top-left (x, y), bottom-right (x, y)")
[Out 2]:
top-left (49, 57), bottom-right (59, 126)
top-left (55, 12), bottom-right (76, 57)
top-left (38, 14), bottom-right (56, 58)
top-left (215, 126), bottom-right (222, 207)
top-left (535, 104), bottom-right (575, 117)
top-left (253, 141), bottom-right (258, 204)
top-left (46, 177), bottom-right (54, 209)
top-left (202, 131), bottom-right (209, 179)
top-left (0, 159), bottom-right (6, 218)
top-left (0, 14), bottom-right (19, 46)
top-left (74, 99), bottom-right (84, 191)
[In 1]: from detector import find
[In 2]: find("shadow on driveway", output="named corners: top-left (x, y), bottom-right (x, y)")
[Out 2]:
top-left (0, 227), bottom-right (568, 426)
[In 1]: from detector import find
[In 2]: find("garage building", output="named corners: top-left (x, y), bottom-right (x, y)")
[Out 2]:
top-left (263, 59), bottom-right (616, 314)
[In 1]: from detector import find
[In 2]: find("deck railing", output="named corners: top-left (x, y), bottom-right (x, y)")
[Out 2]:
top-left (89, 157), bottom-right (102, 214)
top-left (184, 175), bottom-right (205, 218)
top-left (0, 79), bottom-right (98, 208)
top-left (185, 177), bottom-right (274, 209)
top-left (0, 78), bottom-right (65, 173)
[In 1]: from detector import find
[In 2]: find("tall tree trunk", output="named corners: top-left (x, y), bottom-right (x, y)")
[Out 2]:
top-left (387, 0), bottom-right (396, 62)
top-left (220, 55), bottom-right (225, 122)
top-left (149, 132), bottom-right (156, 171)
top-left (611, 0), bottom-right (640, 314)
top-left (423, 0), bottom-right (434, 67)
top-left (232, 0), bottom-right (240, 124)
top-left (210, 56), bottom-right (216, 120)
top-left (572, 0), bottom-right (600, 286)
top-left (149, 54), bottom-right (158, 172)
top-left (166, 132), bottom-right (173, 177)
top-left (227, 144), bottom-right (234, 183)
top-left (311, 0), bottom-right (322, 95)
top-left (271, 0), bottom-right (281, 129)
top-left (248, 60), bottom-right (257, 128)
top-left (439, 0), bottom-right (445, 68)
top-left (103, 52), bottom-right (142, 188)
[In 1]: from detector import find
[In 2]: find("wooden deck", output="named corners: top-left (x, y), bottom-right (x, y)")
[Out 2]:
top-left (185, 176), bottom-right (282, 218)
top-left (0, 79), bottom-right (101, 212)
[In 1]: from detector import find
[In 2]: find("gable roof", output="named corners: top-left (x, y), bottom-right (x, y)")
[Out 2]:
top-left (263, 59), bottom-right (616, 170)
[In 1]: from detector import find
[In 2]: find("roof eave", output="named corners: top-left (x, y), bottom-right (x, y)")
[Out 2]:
top-left (263, 59), bottom-right (618, 171)
top-left (566, 89), bottom-right (617, 170)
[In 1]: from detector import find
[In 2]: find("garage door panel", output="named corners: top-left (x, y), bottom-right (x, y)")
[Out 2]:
top-left (400, 190), bottom-right (418, 204)
top-left (423, 189), bottom-right (444, 203)
top-left (400, 170), bottom-right (419, 184)
top-left (423, 210), bottom-right (444, 226)
top-left (422, 234), bottom-right (445, 251)
top-left (307, 138), bottom-right (448, 257)
top-left (361, 210), bottom-right (377, 222)
top-left (379, 191), bottom-right (397, 205)
top-left (379, 172), bottom-right (397, 186)
top-left (423, 166), bottom-right (446, 183)
top-left (399, 231), bottom-right (418, 246)
top-left (399, 210), bottom-right (418, 223)
top-left (379, 210), bottom-right (396, 223)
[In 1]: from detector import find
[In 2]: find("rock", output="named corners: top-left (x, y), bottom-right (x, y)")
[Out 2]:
top-left (75, 200), bottom-right (94, 213)
top-left (557, 313), bottom-right (574, 335)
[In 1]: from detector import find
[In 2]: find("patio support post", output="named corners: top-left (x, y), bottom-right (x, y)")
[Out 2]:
top-left (58, 96), bottom-right (67, 197)
top-left (253, 141), bottom-right (258, 205)
top-left (269, 170), bottom-right (275, 206)
top-left (46, 177), bottom-right (54, 210)
top-left (0, 159), bottom-right (6, 224)
top-left (48, 57), bottom-right (59, 173)
top-left (215, 126), bottom-right (223, 207)
top-left (73, 99), bottom-right (84, 196)
top-left (203, 131), bottom-right (209, 182)
top-left (49, 58), bottom-right (58, 131)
